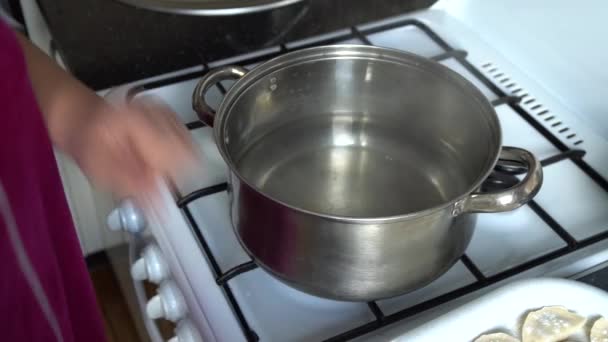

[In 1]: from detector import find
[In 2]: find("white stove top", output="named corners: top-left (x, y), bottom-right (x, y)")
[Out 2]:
top-left (119, 3), bottom-right (608, 341)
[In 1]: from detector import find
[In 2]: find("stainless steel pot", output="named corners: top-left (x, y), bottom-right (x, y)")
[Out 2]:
top-left (192, 45), bottom-right (543, 301)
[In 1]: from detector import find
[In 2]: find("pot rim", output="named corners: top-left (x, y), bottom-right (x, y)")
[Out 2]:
top-left (214, 44), bottom-right (502, 223)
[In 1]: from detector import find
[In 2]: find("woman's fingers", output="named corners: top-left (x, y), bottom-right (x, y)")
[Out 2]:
top-left (77, 110), bottom-right (154, 197)
top-left (126, 99), bottom-right (199, 184)
top-left (73, 98), bottom-right (198, 200)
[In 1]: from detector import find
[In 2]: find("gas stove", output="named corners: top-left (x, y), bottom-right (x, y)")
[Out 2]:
top-left (105, 4), bottom-right (608, 342)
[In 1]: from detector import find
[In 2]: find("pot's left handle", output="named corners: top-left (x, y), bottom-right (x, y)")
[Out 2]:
top-left (192, 66), bottom-right (248, 126)
top-left (462, 146), bottom-right (543, 214)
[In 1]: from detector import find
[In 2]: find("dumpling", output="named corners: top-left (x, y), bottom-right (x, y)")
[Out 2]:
top-left (521, 306), bottom-right (586, 342)
top-left (591, 317), bottom-right (608, 342)
top-left (474, 332), bottom-right (520, 342)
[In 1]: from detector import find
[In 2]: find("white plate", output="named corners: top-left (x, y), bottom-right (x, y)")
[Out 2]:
top-left (398, 278), bottom-right (608, 341)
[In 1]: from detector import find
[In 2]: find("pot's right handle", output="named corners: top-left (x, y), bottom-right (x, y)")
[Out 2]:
top-left (192, 65), bottom-right (248, 126)
top-left (463, 146), bottom-right (543, 213)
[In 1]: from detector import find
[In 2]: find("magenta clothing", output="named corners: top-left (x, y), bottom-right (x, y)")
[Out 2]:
top-left (0, 22), bottom-right (106, 341)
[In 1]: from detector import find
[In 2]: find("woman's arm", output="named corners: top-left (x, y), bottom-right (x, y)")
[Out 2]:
top-left (15, 32), bottom-right (106, 154)
top-left (14, 32), bottom-right (197, 198)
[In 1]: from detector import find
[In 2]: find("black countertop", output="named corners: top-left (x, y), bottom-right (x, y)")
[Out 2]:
top-left (36, 0), bottom-right (435, 90)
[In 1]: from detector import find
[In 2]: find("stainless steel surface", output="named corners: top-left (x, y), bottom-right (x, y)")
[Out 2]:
top-left (193, 45), bottom-right (543, 300)
top-left (193, 65), bottom-right (248, 126)
top-left (464, 147), bottom-right (543, 213)
top-left (114, 0), bottom-right (304, 15)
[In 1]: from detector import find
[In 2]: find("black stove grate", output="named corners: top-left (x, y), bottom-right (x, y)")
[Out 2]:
top-left (130, 18), bottom-right (608, 342)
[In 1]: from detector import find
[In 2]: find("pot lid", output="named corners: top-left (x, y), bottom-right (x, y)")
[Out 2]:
top-left (114, 0), bottom-right (305, 15)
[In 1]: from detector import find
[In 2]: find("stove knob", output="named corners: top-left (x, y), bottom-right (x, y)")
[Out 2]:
top-left (168, 320), bottom-right (202, 342)
top-left (146, 280), bottom-right (187, 322)
top-left (131, 244), bottom-right (169, 284)
top-left (107, 199), bottom-right (146, 233)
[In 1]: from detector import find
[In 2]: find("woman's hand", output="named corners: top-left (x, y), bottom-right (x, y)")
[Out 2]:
top-left (67, 98), bottom-right (198, 199)
top-left (15, 31), bottom-right (198, 199)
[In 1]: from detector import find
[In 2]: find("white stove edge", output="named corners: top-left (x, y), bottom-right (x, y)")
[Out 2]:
top-left (434, 0), bottom-right (608, 141)
top-left (365, 7), bottom-right (608, 181)
top-left (140, 182), bottom-right (246, 342)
